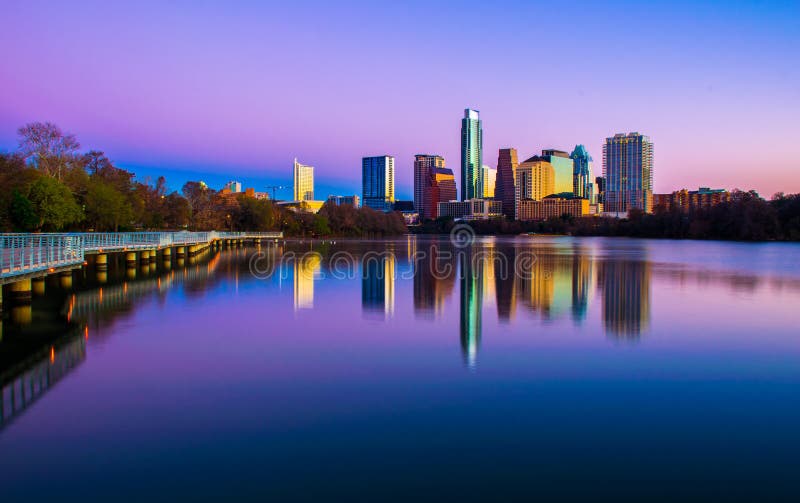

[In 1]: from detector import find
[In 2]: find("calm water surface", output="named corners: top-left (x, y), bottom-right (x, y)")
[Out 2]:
top-left (1, 236), bottom-right (799, 501)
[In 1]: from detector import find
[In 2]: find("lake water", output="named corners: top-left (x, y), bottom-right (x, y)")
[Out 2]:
top-left (1, 236), bottom-right (799, 501)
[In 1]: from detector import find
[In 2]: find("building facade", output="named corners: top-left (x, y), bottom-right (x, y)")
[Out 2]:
top-left (603, 133), bottom-right (654, 214)
top-left (362, 155), bottom-right (395, 211)
top-left (653, 187), bottom-right (730, 212)
top-left (461, 109), bottom-right (483, 201)
top-left (515, 157), bottom-right (554, 219)
top-left (570, 145), bottom-right (594, 201)
top-left (517, 198), bottom-right (590, 221)
top-left (326, 195), bottom-right (360, 207)
top-left (540, 149), bottom-right (574, 196)
top-left (482, 165), bottom-right (497, 199)
top-left (423, 167), bottom-right (457, 220)
top-left (414, 154), bottom-right (446, 216)
top-left (438, 199), bottom-right (503, 220)
top-left (495, 148), bottom-right (519, 219)
top-left (293, 158), bottom-right (314, 201)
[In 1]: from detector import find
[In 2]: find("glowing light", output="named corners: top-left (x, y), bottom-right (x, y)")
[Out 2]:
top-left (50, 346), bottom-right (55, 363)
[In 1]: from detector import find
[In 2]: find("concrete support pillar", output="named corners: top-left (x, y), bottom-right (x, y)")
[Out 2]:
top-left (96, 253), bottom-right (108, 272)
top-left (10, 279), bottom-right (32, 304)
top-left (176, 246), bottom-right (186, 259)
top-left (162, 248), bottom-right (171, 258)
top-left (141, 249), bottom-right (150, 266)
top-left (126, 251), bottom-right (138, 268)
top-left (59, 271), bottom-right (73, 290)
top-left (32, 277), bottom-right (46, 296)
top-left (11, 305), bottom-right (32, 325)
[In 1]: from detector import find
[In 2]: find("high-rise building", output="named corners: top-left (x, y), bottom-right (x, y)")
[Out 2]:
top-left (540, 149), bottom-right (574, 196)
top-left (223, 180), bottom-right (242, 193)
top-left (460, 109), bottom-right (483, 201)
top-left (362, 155), bottom-right (395, 211)
top-left (603, 133), bottom-right (654, 214)
top-left (570, 145), bottom-right (594, 201)
top-left (293, 158), bottom-right (314, 201)
top-left (414, 154), bottom-right (446, 215)
top-left (595, 176), bottom-right (605, 204)
top-left (423, 167), bottom-right (457, 220)
top-left (482, 165), bottom-right (497, 199)
top-left (326, 195), bottom-right (360, 207)
top-left (495, 148), bottom-right (519, 219)
top-left (515, 156), bottom-right (554, 219)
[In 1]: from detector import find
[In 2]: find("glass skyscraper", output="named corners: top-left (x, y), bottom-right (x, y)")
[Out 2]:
top-left (603, 133), bottom-right (654, 214)
top-left (460, 109), bottom-right (483, 201)
top-left (293, 158), bottom-right (314, 201)
top-left (570, 144), bottom-right (594, 201)
top-left (362, 155), bottom-right (395, 211)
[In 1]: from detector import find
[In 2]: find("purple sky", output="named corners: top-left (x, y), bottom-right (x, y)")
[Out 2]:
top-left (1, 0), bottom-right (798, 199)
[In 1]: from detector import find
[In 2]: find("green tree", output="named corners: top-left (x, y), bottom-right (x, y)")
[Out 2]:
top-left (9, 190), bottom-right (38, 231)
top-left (27, 176), bottom-right (83, 230)
top-left (85, 179), bottom-right (133, 231)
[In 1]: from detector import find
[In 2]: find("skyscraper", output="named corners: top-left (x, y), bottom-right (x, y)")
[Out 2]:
top-left (362, 155), bottom-right (395, 211)
top-left (414, 154), bottom-right (446, 215)
top-left (423, 167), bottom-right (457, 220)
top-left (540, 149), bottom-right (574, 196)
top-left (570, 145), bottom-right (594, 201)
top-left (495, 148), bottom-right (519, 219)
top-left (293, 158), bottom-right (314, 201)
top-left (515, 156), bottom-right (555, 218)
top-left (482, 165), bottom-right (497, 199)
top-left (460, 109), bottom-right (483, 201)
top-left (603, 133), bottom-right (654, 214)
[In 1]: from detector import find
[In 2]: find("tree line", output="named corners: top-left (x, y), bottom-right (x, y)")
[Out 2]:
top-left (416, 190), bottom-right (800, 242)
top-left (0, 122), bottom-right (407, 237)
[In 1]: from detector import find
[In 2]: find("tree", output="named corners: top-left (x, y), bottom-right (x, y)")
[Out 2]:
top-left (27, 176), bottom-right (83, 230)
top-left (9, 190), bottom-right (38, 231)
top-left (85, 179), bottom-right (133, 231)
top-left (17, 122), bottom-right (80, 180)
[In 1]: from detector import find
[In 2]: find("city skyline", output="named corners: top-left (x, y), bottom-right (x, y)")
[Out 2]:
top-left (1, 1), bottom-right (797, 199)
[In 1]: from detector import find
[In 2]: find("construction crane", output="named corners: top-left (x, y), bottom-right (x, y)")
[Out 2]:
top-left (265, 185), bottom-right (286, 201)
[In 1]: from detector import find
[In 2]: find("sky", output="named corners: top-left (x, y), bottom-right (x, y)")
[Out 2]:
top-left (1, 0), bottom-right (798, 199)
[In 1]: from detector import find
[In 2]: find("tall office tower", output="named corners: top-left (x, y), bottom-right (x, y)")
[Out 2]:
top-left (515, 156), bottom-right (555, 218)
top-left (460, 109), bottom-right (483, 201)
top-left (603, 133), bottom-right (654, 214)
top-left (595, 176), bottom-right (605, 204)
top-left (495, 148), bottom-right (519, 219)
top-left (414, 154), bottom-right (446, 215)
top-left (482, 165), bottom-right (497, 199)
top-left (570, 145), bottom-right (594, 200)
top-left (540, 149), bottom-right (575, 196)
top-left (362, 155), bottom-right (395, 211)
top-left (293, 158), bottom-right (314, 201)
top-left (423, 167), bottom-right (457, 220)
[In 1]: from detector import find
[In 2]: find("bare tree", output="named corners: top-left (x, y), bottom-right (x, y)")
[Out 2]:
top-left (17, 121), bottom-right (80, 180)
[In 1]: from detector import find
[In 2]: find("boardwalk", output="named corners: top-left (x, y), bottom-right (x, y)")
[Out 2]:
top-left (0, 231), bottom-right (281, 284)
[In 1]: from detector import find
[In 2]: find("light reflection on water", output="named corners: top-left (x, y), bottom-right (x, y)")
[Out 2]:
top-left (1, 236), bottom-right (799, 501)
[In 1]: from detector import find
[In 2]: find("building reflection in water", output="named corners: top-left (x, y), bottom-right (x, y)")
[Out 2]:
top-left (293, 253), bottom-right (321, 311)
top-left (413, 242), bottom-right (456, 319)
top-left (570, 247), bottom-right (593, 324)
top-left (459, 248), bottom-right (482, 369)
top-left (361, 253), bottom-right (395, 318)
top-left (599, 256), bottom-right (651, 339)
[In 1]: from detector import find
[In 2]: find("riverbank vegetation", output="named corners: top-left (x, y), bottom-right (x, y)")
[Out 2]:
top-left (0, 122), bottom-right (406, 237)
top-left (416, 190), bottom-right (800, 241)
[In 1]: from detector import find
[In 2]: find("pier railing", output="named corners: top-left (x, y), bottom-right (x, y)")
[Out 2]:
top-left (0, 231), bottom-right (282, 281)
